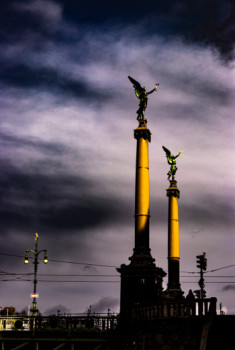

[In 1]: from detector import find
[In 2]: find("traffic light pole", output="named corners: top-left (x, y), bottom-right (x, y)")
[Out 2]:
top-left (198, 266), bottom-right (205, 299)
top-left (194, 252), bottom-right (207, 299)
top-left (193, 252), bottom-right (207, 315)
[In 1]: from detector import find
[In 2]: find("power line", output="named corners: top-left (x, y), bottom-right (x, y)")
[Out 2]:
top-left (1, 251), bottom-right (235, 273)
top-left (0, 278), bottom-right (235, 284)
top-left (182, 264), bottom-right (235, 274)
top-left (49, 258), bottom-right (117, 268)
top-left (0, 271), bottom-right (32, 276)
top-left (181, 276), bottom-right (235, 278)
top-left (181, 281), bottom-right (235, 284)
top-left (1, 271), bottom-right (235, 278)
top-left (39, 274), bottom-right (119, 277)
top-left (0, 252), bottom-right (23, 258)
top-left (206, 264), bottom-right (235, 272)
top-left (0, 251), bottom-right (117, 268)
top-left (0, 279), bottom-right (120, 283)
top-left (0, 271), bottom-right (120, 277)
top-left (181, 271), bottom-right (200, 274)
top-left (1, 267), bottom-right (235, 279)
top-left (39, 280), bottom-right (120, 283)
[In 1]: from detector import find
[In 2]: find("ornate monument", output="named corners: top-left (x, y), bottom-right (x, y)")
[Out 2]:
top-left (113, 78), bottom-right (218, 350)
top-left (163, 146), bottom-right (183, 295)
top-left (117, 77), bottom-right (165, 318)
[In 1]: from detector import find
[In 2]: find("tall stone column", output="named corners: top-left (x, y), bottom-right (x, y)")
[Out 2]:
top-left (118, 119), bottom-right (166, 318)
top-left (134, 119), bottom-right (151, 256)
top-left (167, 179), bottom-right (182, 294)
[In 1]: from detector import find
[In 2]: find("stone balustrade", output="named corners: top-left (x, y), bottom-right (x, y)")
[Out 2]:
top-left (124, 297), bottom-right (217, 320)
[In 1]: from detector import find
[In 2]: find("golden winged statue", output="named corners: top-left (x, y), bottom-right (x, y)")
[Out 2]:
top-left (162, 146), bottom-right (182, 180)
top-left (128, 76), bottom-right (159, 121)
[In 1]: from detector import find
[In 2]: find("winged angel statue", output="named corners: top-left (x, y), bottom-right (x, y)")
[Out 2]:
top-left (128, 76), bottom-right (159, 121)
top-left (162, 146), bottom-right (182, 180)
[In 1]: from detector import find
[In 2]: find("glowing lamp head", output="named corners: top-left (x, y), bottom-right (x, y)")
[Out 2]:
top-left (24, 254), bottom-right (29, 264)
top-left (43, 253), bottom-right (48, 264)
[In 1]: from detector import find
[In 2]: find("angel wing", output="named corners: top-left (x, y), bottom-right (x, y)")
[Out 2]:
top-left (128, 76), bottom-right (141, 89)
top-left (162, 146), bottom-right (171, 157)
top-left (128, 76), bottom-right (145, 96)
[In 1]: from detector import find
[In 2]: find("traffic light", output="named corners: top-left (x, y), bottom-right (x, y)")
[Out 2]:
top-left (194, 290), bottom-right (201, 299)
top-left (201, 256), bottom-right (207, 270)
top-left (201, 290), bottom-right (206, 299)
top-left (196, 252), bottom-right (207, 271)
top-left (198, 278), bottom-right (205, 289)
top-left (194, 289), bottom-right (206, 299)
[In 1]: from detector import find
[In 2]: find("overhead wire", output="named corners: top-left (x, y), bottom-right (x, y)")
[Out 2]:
top-left (1, 279), bottom-right (235, 284)
top-left (0, 271), bottom-right (119, 277)
top-left (1, 271), bottom-right (235, 278)
top-left (1, 251), bottom-right (235, 271)
top-left (1, 251), bottom-right (235, 285)
top-left (0, 251), bottom-right (117, 268)
top-left (182, 264), bottom-right (235, 274)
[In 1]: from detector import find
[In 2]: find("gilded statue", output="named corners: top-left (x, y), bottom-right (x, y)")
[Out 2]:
top-left (128, 76), bottom-right (159, 121)
top-left (162, 146), bottom-right (182, 180)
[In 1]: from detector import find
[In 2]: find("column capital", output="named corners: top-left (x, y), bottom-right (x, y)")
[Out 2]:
top-left (167, 180), bottom-right (180, 198)
top-left (134, 127), bottom-right (151, 142)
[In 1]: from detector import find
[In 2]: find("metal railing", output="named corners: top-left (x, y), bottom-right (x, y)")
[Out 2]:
top-left (0, 313), bottom-right (118, 332)
top-left (124, 297), bottom-right (217, 320)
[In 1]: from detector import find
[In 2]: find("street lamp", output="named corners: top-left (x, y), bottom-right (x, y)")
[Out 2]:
top-left (24, 233), bottom-right (48, 318)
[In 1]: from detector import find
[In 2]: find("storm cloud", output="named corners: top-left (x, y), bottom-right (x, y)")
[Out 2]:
top-left (221, 285), bottom-right (235, 292)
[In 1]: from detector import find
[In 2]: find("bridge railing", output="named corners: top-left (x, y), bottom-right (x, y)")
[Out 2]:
top-left (0, 313), bottom-right (118, 332)
top-left (125, 297), bottom-right (217, 320)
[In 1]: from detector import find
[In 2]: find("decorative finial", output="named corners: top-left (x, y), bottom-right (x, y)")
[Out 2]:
top-left (162, 146), bottom-right (182, 181)
top-left (128, 76), bottom-right (159, 121)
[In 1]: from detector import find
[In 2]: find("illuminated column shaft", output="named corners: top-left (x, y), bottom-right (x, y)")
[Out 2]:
top-left (134, 121), bottom-right (151, 254)
top-left (167, 180), bottom-right (181, 291)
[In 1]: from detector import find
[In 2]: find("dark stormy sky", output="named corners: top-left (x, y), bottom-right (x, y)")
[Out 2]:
top-left (0, 0), bottom-right (234, 315)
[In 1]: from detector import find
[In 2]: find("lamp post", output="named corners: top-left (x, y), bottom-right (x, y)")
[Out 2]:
top-left (24, 233), bottom-right (48, 319)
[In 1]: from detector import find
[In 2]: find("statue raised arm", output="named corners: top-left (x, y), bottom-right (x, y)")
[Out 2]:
top-left (162, 146), bottom-right (182, 180)
top-left (128, 76), bottom-right (159, 121)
